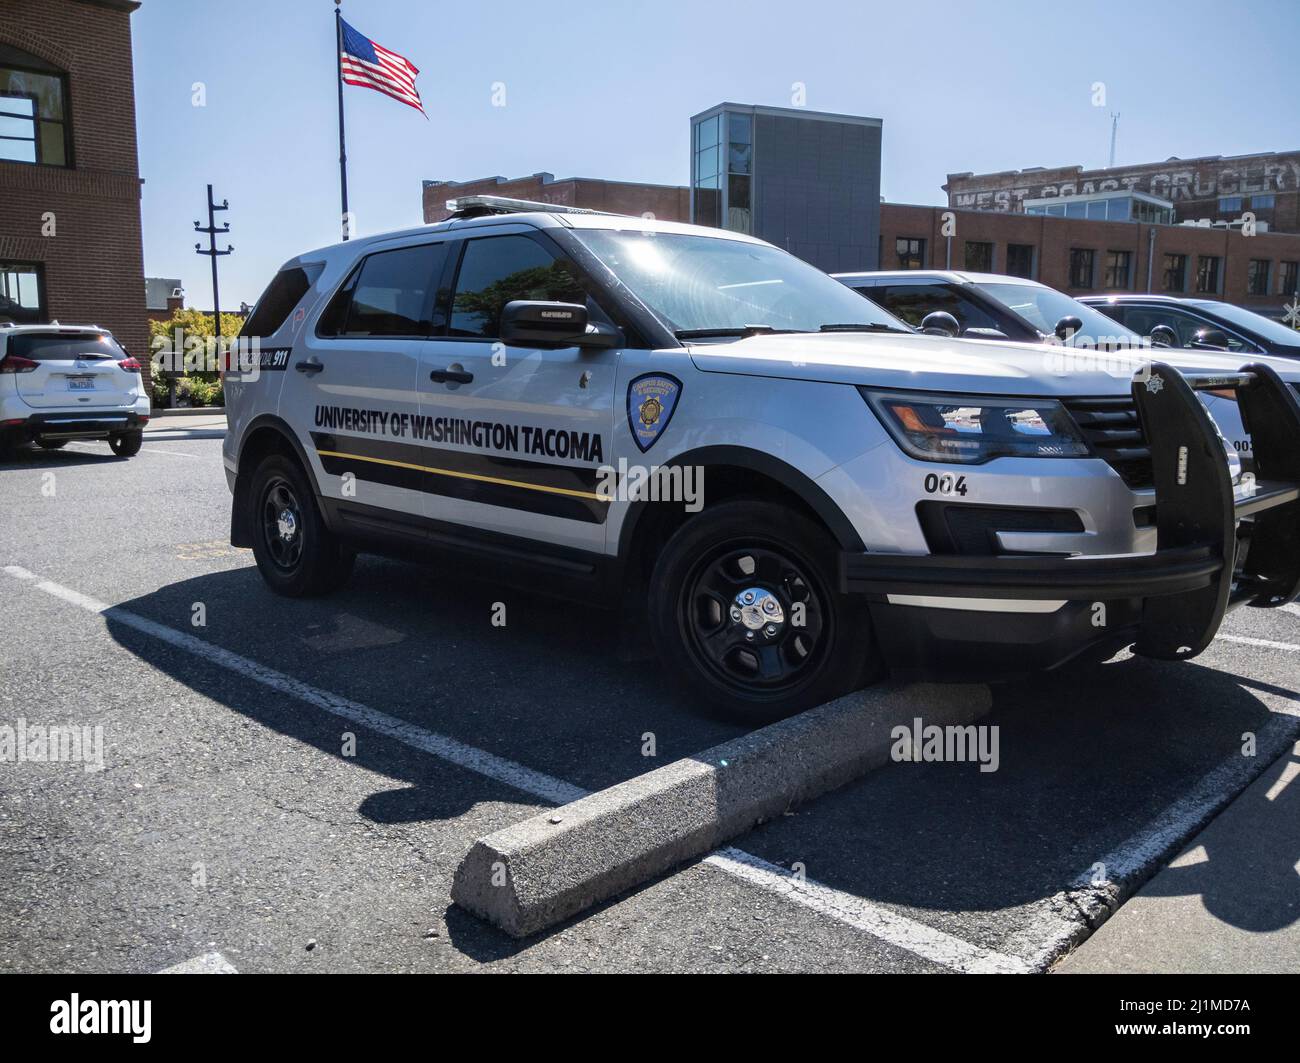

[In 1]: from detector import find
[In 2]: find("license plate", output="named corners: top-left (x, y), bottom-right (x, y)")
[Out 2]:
top-left (68, 377), bottom-right (94, 391)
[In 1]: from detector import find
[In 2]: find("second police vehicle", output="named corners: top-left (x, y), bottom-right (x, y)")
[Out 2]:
top-left (223, 198), bottom-right (1300, 721)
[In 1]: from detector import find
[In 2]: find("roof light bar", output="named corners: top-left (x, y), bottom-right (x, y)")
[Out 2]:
top-left (444, 194), bottom-right (612, 218)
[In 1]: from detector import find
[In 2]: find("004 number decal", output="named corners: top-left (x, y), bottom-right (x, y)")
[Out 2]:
top-left (923, 473), bottom-right (968, 497)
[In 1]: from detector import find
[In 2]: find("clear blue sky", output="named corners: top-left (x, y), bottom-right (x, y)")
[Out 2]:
top-left (135, 0), bottom-right (1300, 308)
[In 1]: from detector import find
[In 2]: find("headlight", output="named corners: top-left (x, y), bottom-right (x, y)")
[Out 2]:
top-left (862, 389), bottom-right (1090, 464)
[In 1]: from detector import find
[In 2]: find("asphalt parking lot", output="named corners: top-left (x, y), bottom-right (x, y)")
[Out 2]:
top-left (2, 433), bottom-right (1298, 973)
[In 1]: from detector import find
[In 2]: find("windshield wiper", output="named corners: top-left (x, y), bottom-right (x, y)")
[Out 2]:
top-left (675, 325), bottom-right (809, 340)
top-left (818, 322), bottom-right (911, 334)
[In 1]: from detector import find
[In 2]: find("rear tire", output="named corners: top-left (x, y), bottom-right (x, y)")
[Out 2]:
top-left (248, 453), bottom-right (355, 597)
top-left (108, 431), bottom-right (142, 457)
top-left (647, 500), bottom-right (875, 724)
top-left (36, 439), bottom-right (67, 451)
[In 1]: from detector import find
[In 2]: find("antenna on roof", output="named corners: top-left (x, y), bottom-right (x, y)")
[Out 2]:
top-left (1108, 112), bottom-right (1120, 168)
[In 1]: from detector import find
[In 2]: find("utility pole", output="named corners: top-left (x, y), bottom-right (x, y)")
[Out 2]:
top-left (1108, 112), bottom-right (1120, 169)
top-left (194, 183), bottom-right (233, 361)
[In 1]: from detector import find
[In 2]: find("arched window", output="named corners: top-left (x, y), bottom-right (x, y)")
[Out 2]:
top-left (0, 42), bottom-right (70, 167)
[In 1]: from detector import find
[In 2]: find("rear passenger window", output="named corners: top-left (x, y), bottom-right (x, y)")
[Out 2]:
top-left (448, 234), bottom-right (588, 338)
top-left (319, 243), bottom-right (447, 338)
top-left (241, 264), bottom-right (323, 338)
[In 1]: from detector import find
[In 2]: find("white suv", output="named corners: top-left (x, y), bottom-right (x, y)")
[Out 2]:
top-left (0, 324), bottom-right (150, 458)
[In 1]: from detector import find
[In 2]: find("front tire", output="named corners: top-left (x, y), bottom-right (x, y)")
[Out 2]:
top-left (648, 500), bottom-right (875, 724)
top-left (248, 453), bottom-right (355, 597)
top-left (108, 431), bottom-right (142, 457)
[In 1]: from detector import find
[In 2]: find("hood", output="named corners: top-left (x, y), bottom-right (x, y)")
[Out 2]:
top-left (687, 331), bottom-right (1300, 398)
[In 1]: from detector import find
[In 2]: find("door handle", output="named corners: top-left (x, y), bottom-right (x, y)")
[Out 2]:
top-left (429, 366), bottom-right (474, 385)
top-left (294, 358), bottom-right (324, 375)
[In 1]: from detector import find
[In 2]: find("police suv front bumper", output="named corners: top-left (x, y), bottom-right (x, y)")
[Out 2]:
top-left (840, 362), bottom-right (1300, 675)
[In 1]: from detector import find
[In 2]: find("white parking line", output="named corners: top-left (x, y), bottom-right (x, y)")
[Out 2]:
top-left (63, 441), bottom-right (203, 458)
top-left (707, 848), bottom-right (1029, 973)
top-left (1219, 634), bottom-right (1300, 653)
top-left (1019, 694), bottom-right (1300, 971)
top-left (1, 564), bottom-right (1023, 975)
top-left (157, 951), bottom-right (238, 974)
top-left (1281, 603), bottom-right (1300, 619)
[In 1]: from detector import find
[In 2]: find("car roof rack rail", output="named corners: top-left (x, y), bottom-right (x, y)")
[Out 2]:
top-left (444, 194), bottom-right (615, 219)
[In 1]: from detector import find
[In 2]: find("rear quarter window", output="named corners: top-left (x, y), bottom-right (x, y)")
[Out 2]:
top-left (241, 264), bottom-right (323, 339)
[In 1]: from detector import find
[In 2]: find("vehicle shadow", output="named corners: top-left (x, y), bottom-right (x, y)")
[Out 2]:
top-left (0, 444), bottom-right (122, 469)
top-left (102, 558), bottom-right (1298, 956)
top-left (103, 556), bottom-right (739, 821)
top-left (1132, 671), bottom-right (1300, 934)
top-left (729, 651), bottom-right (1299, 937)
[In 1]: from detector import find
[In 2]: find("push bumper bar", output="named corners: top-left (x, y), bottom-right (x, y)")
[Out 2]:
top-left (841, 362), bottom-right (1300, 660)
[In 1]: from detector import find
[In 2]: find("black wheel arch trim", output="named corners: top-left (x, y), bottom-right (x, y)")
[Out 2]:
top-left (230, 414), bottom-right (322, 548)
top-left (616, 444), bottom-right (865, 559)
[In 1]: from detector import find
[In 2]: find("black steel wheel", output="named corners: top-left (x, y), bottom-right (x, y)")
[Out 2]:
top-left (648, 500), bottom-right (876, 723)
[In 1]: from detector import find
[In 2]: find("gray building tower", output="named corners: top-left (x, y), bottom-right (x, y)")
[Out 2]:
top-left (690, 103), bottom-right (882, 273)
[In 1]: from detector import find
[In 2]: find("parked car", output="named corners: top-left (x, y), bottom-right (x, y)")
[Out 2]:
top-left (223, 198), bottom-right (1300, 722)
top-left (1078, 294), bottom-right (1300, 359)
top-left (0, 324), bottom-right (149, 458)
top-left (833, 270), bottom-right (1149, 348)
top-left (831, 268), bottom-right (1262, 456)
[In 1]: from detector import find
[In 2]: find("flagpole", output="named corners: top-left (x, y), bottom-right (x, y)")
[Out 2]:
top-left (334, 0), bottom-right (349, 240)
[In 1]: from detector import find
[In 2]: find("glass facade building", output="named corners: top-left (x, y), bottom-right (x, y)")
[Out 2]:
top-left (1024, 190), bottom-right (1175, 225)
top-left (690, 103), bottom-right (882, 273)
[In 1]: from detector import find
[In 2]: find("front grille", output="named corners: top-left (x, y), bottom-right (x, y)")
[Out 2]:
top-left (1062, 396), bottom-right (1153, 488)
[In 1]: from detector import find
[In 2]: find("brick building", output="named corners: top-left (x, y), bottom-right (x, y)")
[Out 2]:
top-left (144, 275), bottom-right (182, 323)
top-left (945, 150), bottom-right (1300, 234)
top-left (879, 202), bottom-right (1300, 318)
top-left (0, 0), bottom-right (147, 364)
top-left (422, 172), bottom-right (689, 224)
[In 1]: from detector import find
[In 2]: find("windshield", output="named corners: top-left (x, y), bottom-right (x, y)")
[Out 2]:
top-left (1190, 300), bottom-right (1300, 346)
top-left (577, 230), bottom-right (910, 336)
top-left (977, 282), bottom-right (1142, 347)
top-left (9, 332), bottom-right (126, 360)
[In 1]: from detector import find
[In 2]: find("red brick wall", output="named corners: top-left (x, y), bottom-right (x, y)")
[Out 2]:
top-left (423, 173), bottom-right (690, 224)
top-left (881, 203), bottom-right (1300, 315)
top-left (0, 0), bottom-right (148, 376)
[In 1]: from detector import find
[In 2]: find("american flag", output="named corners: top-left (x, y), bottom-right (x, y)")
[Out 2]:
top-left (339, 18), bottom-right (426, 118)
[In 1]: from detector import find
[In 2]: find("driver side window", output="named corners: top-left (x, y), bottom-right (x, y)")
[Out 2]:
top-left (448, 234), bottom-right (593, 339)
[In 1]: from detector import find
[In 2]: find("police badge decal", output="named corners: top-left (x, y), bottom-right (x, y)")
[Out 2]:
top-left (627, 373), bottom-right (682, 453)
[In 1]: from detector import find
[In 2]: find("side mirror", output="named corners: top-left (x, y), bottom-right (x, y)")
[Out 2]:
top-left (499, 300), bottom-right (620, 349)
top-left (1148, 324), bottom-right (1178, 348)
top-left (961, 327), bottom-right (1009, 340)
top-left (919, 311), bottom-right (960, 337)
top-left (1192, 327), bottom-right (1230, 350)
top-left (1054, 315), bottom-right (1084, 342)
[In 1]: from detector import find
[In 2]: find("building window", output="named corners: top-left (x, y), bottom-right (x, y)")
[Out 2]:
top-left (692, 114), bottom-right (722, 228)
top-left (964, 241), bottom-right (993, 272)
top-left (1196, 255), bottom-right (1221, 294)
top-left (1069, 249), bottom-right (1095, 289)
top-left (1251, 194), bottom-right (1275, 210)
top-left (1103, 250), bottom-right (1132, 289)
top-left (1218, 196), bottom-right (1242, 213)
top-left (1163, 253), bottom-right (1187, 292)
top-left (0, 261), bottom-right (47, 323)
top-left (895, 237), bottom-right (925, 270)
top-left (1281, 261), bottom-right (1299, 297)
top-left (1247, 259), bottom-right (1271, 297)
top-left (725, 112), bottom-right (752, 235)
top-left (0, 43), bottom-right (71, 167)
top-left (1005, 244), bottom-right (1034, 278)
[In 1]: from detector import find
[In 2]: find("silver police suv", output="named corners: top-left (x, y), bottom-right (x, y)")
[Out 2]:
top-left (223, 197), bottom-right (1300, 721)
